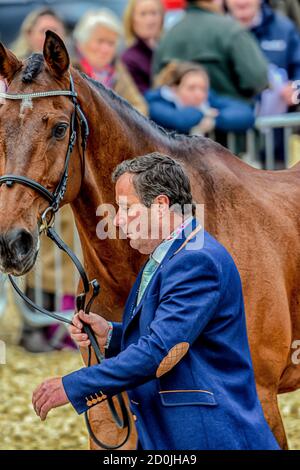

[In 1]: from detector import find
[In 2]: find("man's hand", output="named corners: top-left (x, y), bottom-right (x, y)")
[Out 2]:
top-left (32, 377), bottom-right (69, 421)
top-left (69, 310), bottom-right (110, 350)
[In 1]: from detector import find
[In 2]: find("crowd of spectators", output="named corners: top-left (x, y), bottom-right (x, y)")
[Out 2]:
top-left (8, 0), bottom-right (300, 137)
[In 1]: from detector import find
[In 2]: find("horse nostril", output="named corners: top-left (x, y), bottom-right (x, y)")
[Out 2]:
top-left (7, 229), bottom-right (33, 260)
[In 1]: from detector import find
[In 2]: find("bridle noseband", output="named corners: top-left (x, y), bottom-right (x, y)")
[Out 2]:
top-left (0, 74), bottom-right (131, 450)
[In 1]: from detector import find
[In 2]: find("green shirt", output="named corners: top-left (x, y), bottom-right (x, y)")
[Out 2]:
top-left (153, 6), bottom-right (268, 102)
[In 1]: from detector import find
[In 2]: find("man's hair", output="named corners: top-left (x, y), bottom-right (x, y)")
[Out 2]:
top-left (112, 152), bottom-right (195, 216)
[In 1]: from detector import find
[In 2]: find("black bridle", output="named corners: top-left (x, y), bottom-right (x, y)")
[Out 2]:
top-left (0, 74), bottom-right (131, 449)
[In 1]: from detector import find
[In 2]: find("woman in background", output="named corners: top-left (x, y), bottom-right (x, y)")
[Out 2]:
top-left (12, 7), bottom-right (66, 58)
top-left (73, 8), bottom-right (147, 115)
top-left (122, 0), bottom-right (164, 94)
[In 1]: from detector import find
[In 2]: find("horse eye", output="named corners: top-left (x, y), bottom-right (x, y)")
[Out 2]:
top-left (53, 123), bottom-right (68, 140)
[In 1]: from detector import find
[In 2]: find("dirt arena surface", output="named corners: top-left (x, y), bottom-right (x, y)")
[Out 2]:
top-left (0, 291), bottom-right (299, 450)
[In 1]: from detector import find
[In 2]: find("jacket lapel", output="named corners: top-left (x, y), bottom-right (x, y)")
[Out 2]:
top-left (123, 218), bottom-right (202, 333)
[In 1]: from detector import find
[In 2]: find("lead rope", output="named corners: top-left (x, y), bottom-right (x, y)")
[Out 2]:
top-left (47, 228), bottom-right (132, 449)
top-left (8, 224), bottom-right (131, 449)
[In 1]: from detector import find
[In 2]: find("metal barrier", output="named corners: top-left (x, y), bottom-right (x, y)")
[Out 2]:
top-left (225, 112), bottom-right (300, 170)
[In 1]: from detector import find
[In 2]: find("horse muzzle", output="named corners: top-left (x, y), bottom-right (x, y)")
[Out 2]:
top-left (0, 228), bottom-right (38, 275)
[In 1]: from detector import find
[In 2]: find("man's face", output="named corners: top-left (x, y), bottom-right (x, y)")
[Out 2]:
top-left (226, 0), bottom-right (261, 23)
top-left (114, 173), bottom-right (162, 254)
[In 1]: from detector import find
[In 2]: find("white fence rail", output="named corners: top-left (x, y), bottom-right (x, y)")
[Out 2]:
top-left (225, 112), bottom-right (300, 170)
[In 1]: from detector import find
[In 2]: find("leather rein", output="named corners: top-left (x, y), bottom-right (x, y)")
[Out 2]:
top-left (0, 73), bottom-right (131, 449)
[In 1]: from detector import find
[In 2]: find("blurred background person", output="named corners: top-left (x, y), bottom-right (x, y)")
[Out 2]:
top-left (73, 8), bottom-right (148, 115)
top-left (122, 0), bottom-right (165, 94)
top-left (162, 0), bottom-right (186, 29)
top-left (226, 0), bottom-right (300, 114)
top-left (153, 0), bottom-right (269, 103)
top-left (266, 0), bottom-right (300, 29)
top-left (226, 0), bottom-right (300, 163)
top-left (146, 61), bottom-right (255, 134)
top-left (11, 7), bottom-right (66, 59)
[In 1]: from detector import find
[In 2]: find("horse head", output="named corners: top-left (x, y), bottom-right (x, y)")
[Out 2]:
top-left (0, 31), bottom-right (84, 276)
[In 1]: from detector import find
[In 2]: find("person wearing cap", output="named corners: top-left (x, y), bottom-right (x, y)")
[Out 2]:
top-left (72, 8), bottom-right (148, 115)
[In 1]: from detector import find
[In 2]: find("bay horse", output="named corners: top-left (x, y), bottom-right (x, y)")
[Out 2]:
top-left (0, 31), bottom-right (299, 450)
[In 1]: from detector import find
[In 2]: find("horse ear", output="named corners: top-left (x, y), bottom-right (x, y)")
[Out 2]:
top-left (43, 30), bottom-right (70, 78)
top-left (0, 43), bottom-right (22, 82)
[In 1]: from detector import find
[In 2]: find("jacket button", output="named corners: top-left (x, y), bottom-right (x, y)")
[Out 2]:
top-left (133, 414), bottom-right (137, 422)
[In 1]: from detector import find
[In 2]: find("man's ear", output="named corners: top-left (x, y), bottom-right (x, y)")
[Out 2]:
top-left (43, 30), bottom-right (69, 78)
top-left (0, 43), bottom-right (22, 83)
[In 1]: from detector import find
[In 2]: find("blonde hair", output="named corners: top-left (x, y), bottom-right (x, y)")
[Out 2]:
top-left (11, 7), bottom-right (65, 59)
top-left (155, 61), bottom-right (209, 88)
top-left (73, 8), bottom-right (123, 46)
top-left (124, 0), bottom-right (164, 46)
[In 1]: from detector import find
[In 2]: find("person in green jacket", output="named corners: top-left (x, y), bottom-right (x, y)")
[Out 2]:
top-left (153, 0), bottom-right (269, 102)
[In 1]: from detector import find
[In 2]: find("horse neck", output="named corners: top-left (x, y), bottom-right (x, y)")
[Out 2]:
top-left (69, 76), bottom-right (247, 303)
top-left (70, 78), bottom-right (171, 305)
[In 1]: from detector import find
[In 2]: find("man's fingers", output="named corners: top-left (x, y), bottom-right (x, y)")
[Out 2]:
top-left (32, 377), bottom-right (69, 422)
top-left (70, 332), bottom-right (88, 341)
top-left (72, 313), bottom-right (83, 329)
top-left (32, 384), bottom-right (45, 407)
top-left (34, 394), bottom-right (49, 417)
top-left (70, 334), bottom-right (90, 347)
top-left (33, 387), bottom-right (50, 416)
top-left (69, 331), bottom-right (91, 347)
top-left (69, 325), bottom-right (83, 336)
top-left (39, 400), bottom-right (52, 421)
top-left (78, 310), bottom-right (94, 324)
top-left (73, 334), bottom-right (88, 341)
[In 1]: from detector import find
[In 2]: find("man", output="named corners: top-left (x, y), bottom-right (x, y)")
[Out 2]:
top-left (152, 0), bottom-right (269, 102)
top-left (32, 153), bottom-right (280, 450)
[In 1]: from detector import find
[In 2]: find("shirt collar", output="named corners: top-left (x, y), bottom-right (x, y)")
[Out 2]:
top-left (151, 215), bottom-right (194, 265)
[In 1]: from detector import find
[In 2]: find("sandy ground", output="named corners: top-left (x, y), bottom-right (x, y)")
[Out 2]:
top-left (0, 289), bottom-right (299, 450)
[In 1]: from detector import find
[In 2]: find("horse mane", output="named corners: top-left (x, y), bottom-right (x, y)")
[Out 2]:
top-left (80, 72), bottom-right (203, 145)
top-left (22, 53), bottom-right (44, 83)
top-left (20, 53), bottom-right (206, 146)
top-left (19, 54), bottom-right (216, 160)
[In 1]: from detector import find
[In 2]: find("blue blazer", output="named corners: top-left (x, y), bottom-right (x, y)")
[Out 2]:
top-left (63, 219), bottom-right (280, 450)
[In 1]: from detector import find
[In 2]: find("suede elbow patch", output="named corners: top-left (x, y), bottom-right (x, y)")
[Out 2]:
top-left (156, 342), bottom-right (190, 378)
